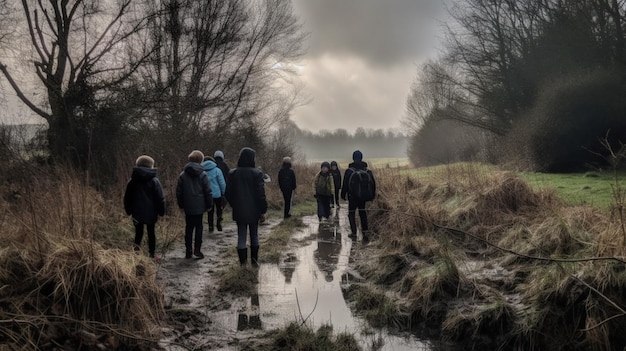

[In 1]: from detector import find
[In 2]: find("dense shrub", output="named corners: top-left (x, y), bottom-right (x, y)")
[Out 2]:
top-left (507, 69), bottom-right (626, 172)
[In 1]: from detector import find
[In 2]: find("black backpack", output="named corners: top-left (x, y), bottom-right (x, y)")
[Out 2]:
top-left (348, 168), bottom-right (375, 201)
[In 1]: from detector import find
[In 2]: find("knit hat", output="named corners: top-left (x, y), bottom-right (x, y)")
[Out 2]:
top-left (214, 150), bottom-right (224, 159)
top-left (321, 161), bottom-right (331, 169)
top-left (352, 150), bottom-right (363, 161)
top-left (282, 156), bottom-right (292, 164)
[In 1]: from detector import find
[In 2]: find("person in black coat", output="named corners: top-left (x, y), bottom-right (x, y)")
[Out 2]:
top-left (341, 150), bottom-right (376, 239)
top-left (176, 150), bottom-right (213, 259)
top-left (124, 155), bottom-right (165, 259)
top-left (329, 160), bottom-right (342, 208)
top-left (225, 147), bottom-right (268, 266)
top-left (277, 156), bottom-right (297, 218)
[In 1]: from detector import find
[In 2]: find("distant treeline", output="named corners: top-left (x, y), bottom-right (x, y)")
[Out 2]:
top-left (295, 127), bottom-right (408, 161)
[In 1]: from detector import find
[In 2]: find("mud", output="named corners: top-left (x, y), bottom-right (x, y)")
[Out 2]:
top-left (156, 209), bottom-right (433, 350)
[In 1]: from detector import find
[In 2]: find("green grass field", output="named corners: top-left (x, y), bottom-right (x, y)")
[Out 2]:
top-left (358, 159), bottom-right (626, 211)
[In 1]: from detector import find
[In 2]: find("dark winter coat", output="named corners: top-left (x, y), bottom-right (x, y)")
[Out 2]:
top-left (341, 161), bottom-right (376, 200)
top-left (278, 162), bottom-right (297, 193)
top-left (176, 162), bottom-right (213, 215)
top-left (215, 156), bottom-right (230, 180)
top-left (225, 148), bottom-right (268, 224)
top-left (330, 161), bottom-right (341, 191)
top-left (124, 167), bottom-right (165, 224)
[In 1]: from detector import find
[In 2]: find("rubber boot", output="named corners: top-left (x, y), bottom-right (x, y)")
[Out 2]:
top-left (194, 244), bottom-right (204, 259)
top-left (251, 245), bottom-right (260, 267)
top-left (237, 248), bottom-right (248, 265)
top-left (216, 218), bottom-right (223, 232)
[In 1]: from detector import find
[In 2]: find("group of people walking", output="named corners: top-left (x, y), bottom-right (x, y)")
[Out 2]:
top-left (123, 147), bottom-right (375, 265)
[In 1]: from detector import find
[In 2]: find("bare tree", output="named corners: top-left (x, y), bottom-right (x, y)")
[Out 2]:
top-left (140, 0), bottom-right (305, 154)
top-left (0, 0), bottom-right (151, 165)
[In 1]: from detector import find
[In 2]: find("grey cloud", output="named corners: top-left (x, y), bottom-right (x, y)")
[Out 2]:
top-left (293, 0), bottom-right (445, 66)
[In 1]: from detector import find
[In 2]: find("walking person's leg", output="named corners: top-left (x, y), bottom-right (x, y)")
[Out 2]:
top-left (192, 214), bottom-right (204, 258)
top-left (250, 222), bottom-right (260, 267)
top-left (236, 222), bottom-right (248, 265)
top-left (323, 195), bottom-right (331, 218)
top-left (348, 199), bottom-right (357, 236)
top-left (215, 197), bottom-right (223, 231)
top-left (358, 201), bottom-right (368, 231)
top-left (283, 190), bottom-right (292, 218)
top-left (316, 195), bottom-right (324, 221)
top-left (208, 202), bottom-right (215, 232)
top-left (147, 223), bottom-right (156, 258)
top-left (184, 216), bottom-right (194, 258)
top-left (133, 221), bottom-right (144, 253)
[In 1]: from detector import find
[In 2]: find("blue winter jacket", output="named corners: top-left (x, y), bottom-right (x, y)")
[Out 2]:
top-left (202, 160), bottom-right (226, 199)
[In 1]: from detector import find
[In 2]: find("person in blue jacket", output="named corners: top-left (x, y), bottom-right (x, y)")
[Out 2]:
top-left (203, 156), bottom-right (226, 232)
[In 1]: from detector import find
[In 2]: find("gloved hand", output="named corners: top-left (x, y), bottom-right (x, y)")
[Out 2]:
top-left (341, 195), bottom-right (346, 201)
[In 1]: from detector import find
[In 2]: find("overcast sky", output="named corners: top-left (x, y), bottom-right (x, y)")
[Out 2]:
top-left (290, 0), bottom-right (447, 133)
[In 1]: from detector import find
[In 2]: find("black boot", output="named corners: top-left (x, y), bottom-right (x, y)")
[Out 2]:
top-left (194, 244), bottom-right (204, 259)
top-left (251, 245), bottom-right (260, 267)
top-left (237, 248), bottom-right (247, 265)
top-left (216, 218), bottom-right (222, 232)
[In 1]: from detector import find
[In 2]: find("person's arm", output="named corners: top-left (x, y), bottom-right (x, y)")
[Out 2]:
top-left (341, 169), bottom-right (351, 200)
top-left (154, 178), bottom-right (166, 216)
top-left (256, 172), bottom-right (268, 215)
top-left (176, 175), bottom-right (184, 208)
top-left (218, 170), bottom-right (226, 196)
top-left (291, 170), bottom-right (297, 190)
top-left (123, 180), bottom-right (133, 215)
top-left (202, 174), bottom-right (213, 209)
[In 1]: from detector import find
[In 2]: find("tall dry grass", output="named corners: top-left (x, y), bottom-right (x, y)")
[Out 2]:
top-left (351, 163), bottom-right (626, 349)
top-left (0, 163), bottom-right (163, 350)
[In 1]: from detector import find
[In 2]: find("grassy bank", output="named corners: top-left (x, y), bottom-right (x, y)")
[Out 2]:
top-left (346, 162), bottom-right (626, 350)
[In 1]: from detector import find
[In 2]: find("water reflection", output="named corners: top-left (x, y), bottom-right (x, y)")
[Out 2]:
top-left (314, 220), bottom-right (341, 282)
top-left (237, 274), bottom-right (263, 331)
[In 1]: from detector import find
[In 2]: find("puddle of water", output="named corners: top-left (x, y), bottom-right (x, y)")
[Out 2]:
top-left (247, 210), bottom-right (433, 351)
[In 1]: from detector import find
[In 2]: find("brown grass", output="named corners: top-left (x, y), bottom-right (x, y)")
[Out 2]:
top-left (346, 163), bottom-right (626, 349)
top-left (0, 165), bottom-right (164, 350)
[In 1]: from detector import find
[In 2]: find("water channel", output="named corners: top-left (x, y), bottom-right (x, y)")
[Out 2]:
top-left (225, 209), bottom-right (433, 350)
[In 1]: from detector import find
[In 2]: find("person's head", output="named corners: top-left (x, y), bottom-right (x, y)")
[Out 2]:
top-left (204, 155), bottom-right (215, 162)
top-left (214, 150), bottom-right (224, 160)
top-left (320, 161), bottom-right (330, 173)
top-left (188, 150), bottom-right (204, 164)
top-left (352, 150), bottom-right (363, 162)
top-left (135, 155), bottom-right (155, 168)
top-left (282, 156), bottom-right (292, 165)
top-left (330, 160), bottom-right (338, 170)
top-left (237, 147), bottom-right (256, 167)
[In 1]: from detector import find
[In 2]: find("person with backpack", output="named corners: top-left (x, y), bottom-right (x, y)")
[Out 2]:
top-left (278, 156), bottom-right (297, 219)
top-left (329, 161), bottom-right (342, 209)
top-left (314, 161), bottom-right (335, 221)
top-left (123, 155), bottom-right (166, 259)
top-left (341, 150), bottom-right (376, 239)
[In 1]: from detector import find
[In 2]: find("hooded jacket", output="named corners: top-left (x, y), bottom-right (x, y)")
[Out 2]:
top-left (214, 154), bottom-right (230, 179)
top-left (123, 167), bottom-right (165, 224)
top-left (278, 162), bottom-right (297, 193)
top-left (202, 160), bottom-right (226, 198)
top-left (176, 162), bottom-right (213, 215)
top-left (314, 161), bottom-right (335, 196)
top-left (225, 148), bottom-right (268, 223)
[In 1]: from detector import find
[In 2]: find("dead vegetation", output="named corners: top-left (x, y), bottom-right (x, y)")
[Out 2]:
top-left (0, 165), bottom-right (163, 350)
top-left (348, 164), bottom-right (626, 350)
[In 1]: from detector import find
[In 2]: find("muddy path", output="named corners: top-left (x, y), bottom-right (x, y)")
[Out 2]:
top-left (155, 209), bottom-right (434, 350)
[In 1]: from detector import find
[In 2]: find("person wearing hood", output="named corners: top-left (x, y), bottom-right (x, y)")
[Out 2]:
top-left (177, 150), bottom-right (213, 259)
top-left (225, 147), bottom-right (268, 266)
top-left (278, 156), bottom-right (297, 219)
top-left (341, 150), bottom-right (376, 240)
top-left (124, 155), bottom-right (165, 259)
top-left (202, 156), bottom-right (226, 232)
top-left (329, 161), bottom-right (342, 209)
top-left (313, 161), bottom-right (335, 221)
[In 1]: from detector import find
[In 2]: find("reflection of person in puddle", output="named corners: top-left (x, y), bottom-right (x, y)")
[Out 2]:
top-left (314, 222), bottom-right (341, 282)
top-left (237, 286), bottom-right (262, 331)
